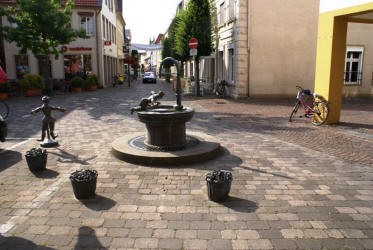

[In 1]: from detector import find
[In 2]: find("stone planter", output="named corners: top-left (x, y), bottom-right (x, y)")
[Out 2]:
top-left (0, 116), bottom-right (7, 142)
top-left (206, 170), bottom-right (232, 202)
top-left (87, 85), bottom-right (97, 91)
top-left (26, 89), bottom-right (42, 97)
top-left (25, 148), bottom-right (47, 172)
top-left (70, 169), bottom-right (97, 199)
top-left (72, 87), bottom-right (82, 93)
top-left (0, 93), bottom-right (8, 100)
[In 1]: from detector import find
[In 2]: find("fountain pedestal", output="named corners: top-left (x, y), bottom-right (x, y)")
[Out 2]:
top-left (138, 106), bottom-right (194, 150)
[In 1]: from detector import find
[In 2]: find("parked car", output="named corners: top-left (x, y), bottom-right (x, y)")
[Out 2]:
top-left (143, 72), bottom-right (156, 84)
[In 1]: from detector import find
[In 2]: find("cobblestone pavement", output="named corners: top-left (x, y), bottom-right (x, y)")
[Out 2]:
top-left (0, 80), bottom-right (372, 249)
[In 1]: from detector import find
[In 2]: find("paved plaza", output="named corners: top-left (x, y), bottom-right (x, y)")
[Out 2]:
top-left (0, 80), bottom-right (372, 249)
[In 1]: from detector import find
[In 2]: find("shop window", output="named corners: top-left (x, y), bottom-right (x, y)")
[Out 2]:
top-left (15, 55), bottom-right (29, 79)
top-left (80, 15), bottom-right (94, 36)
top-left (344, 46), bottom-right (363, 85)
top-left (64, 55), bottom-right (92, 81)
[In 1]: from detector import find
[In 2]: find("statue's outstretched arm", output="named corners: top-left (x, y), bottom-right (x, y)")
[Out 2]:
top-left (31, 106), bottom-right (42, 114)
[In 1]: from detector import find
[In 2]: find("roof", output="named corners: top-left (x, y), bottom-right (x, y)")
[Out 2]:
top-left (0, 0), bottom-right (101, 8)
top-left (154, 34), bottom-right (164, 44)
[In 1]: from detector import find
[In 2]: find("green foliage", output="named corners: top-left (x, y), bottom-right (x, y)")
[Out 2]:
top-left (0, 0), bottom-right (88, 58)
top-left (71, 76), bottom-right (83, 88)
top-left (131, 50), bottom-right (139, 76)
top-left (161, 37), bottom-right (173, 69)
top-left (86, 74), bottom-right (99, 87)
top-left (20, 74), bottom-right (45, 90)
top-left (175, 0), bottom-right (212, 60)
top-left (0, 82), bottom-right (11, 93)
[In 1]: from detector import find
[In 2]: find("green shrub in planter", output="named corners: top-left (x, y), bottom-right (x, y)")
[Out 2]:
top-left (0, 82), bottom-right (11, 93)
top-left (71, 76), bottom-right (83, 88)
top-left (20, 74), bottom-right (45, 91)
top-left (86, 74), bottom-right (99, 87)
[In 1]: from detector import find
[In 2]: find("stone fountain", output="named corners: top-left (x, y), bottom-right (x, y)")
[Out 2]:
top-left (112, 57), bottom-right (221, 165)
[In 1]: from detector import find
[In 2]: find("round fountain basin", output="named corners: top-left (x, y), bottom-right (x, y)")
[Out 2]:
top-left (137, 105), bottom-right (194, 151)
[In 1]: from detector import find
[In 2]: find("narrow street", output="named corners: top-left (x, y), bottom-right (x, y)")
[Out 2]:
top-left (0, 80), bottom-right (372, 249)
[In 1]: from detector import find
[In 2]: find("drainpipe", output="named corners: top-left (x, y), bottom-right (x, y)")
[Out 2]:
top-left (95, 8), bottom-right (102, 87)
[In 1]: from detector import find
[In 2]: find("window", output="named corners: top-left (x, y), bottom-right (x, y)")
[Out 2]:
top-left (219, 2), bottom-right (225, 25)
top-left (344, 46), bottom-right (363, 85)
top-left (80, 15), bottom-right (94, 36)
top-left (228, 0), bottom-right (235, 21)
top-left (228, 48), bottom-right (234, 83)
top-left (219, 3), bottom-right (225, 25)
top-left (106, 19), bottom-right (109, 40)
top-left (102, 16), bottom-right (106, 39)
top-left (64, 55), bottom-right (92, 80)
top-left (105, 0), bottom-right (107, 6)
top-left (15, 55), bottom-right (29, 79)
top-left (219, 50), bottom-right (224, 80)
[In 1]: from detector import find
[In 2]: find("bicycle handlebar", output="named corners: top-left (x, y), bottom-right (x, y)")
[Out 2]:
top-left (295, 85), bottom-right (303, 90)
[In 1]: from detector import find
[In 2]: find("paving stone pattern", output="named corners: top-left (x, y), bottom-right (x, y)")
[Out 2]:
top-left (0, 80), bottom-right (372, 249)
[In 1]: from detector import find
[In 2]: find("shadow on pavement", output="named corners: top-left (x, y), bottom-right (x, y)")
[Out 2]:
top-left (32, 168), bottom-right (59, 179)
top-left (0, 235), bottom-right (55, 249)
top-left (49, 148), bottom-right (97, 165)
top-left (80, 194), bottom-right (116, 211)
top-left (74, 226), bottom-right (107, 250)
top-left (335, 121), bottom-right (373, 130)
top-left (239, 165), bottom-right (293, 179)
top-left (0, 150), bottom-right (22, 172)
top-left (221, 196), bottom-right (258, 213)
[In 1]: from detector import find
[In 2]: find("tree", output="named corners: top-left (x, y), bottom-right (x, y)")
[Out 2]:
top-left (175, 0), bottom-right (212, 96)
top-left (0, 0), bottom-right (87, 58)
top-left (161, 37), bottom-right (172, 82)
top-left (131, 50), bottom-right (139, 79)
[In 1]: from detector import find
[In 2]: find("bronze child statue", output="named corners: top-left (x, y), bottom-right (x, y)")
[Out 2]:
top-left (31, 96), bottom-right (66, 147)
top-left (131, 90), bottom-right (165, 114)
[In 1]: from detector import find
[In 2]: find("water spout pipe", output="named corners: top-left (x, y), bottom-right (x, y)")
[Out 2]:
top-left (159, 57), bottom-right (183, 111)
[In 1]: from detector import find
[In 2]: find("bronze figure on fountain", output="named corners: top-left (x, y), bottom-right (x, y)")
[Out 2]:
top-left (130, 90), bottom-right (165, 114)
top-left (31, 96), bottom-right (66, 147)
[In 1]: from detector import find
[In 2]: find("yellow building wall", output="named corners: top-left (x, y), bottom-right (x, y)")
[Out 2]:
top-left (314, 2), bottom-right (373, 123)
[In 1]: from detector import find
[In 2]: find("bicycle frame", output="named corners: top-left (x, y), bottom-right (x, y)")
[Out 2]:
top-left (296, 90), bottom-right (315, 116)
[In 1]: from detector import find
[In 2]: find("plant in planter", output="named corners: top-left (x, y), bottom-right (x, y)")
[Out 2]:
top-left (0, 115), bottom-right (7, 142)
top-left (0, 82), bottom-right (10, 100)
top-left (71, 76), bottom-right (83, 93)
top-left (206, 170), bottom-right (232, 202)
top-left (70, 169), bottom-right (98, 199)
top-left (86, 74), bottom-right (99, 91)
top-left (25, 148), bottom-right (47, 172)
top-left (20, 74), bottom-right (45, 96)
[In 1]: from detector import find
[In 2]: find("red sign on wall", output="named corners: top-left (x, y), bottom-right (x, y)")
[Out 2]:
top-left (69, 47), bottom-right (92, 51)
top-left (104, 41), bottom-right (112, 46)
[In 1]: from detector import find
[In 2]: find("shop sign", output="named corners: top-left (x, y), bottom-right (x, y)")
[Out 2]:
top-left (69, 47), bottom-right (92, 51)
top-left (104, 41), bottom-right (112, 46)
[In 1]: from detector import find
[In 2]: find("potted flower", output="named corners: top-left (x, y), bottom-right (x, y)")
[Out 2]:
top-left (0, 82), bottom-right (10, 100)
top-left (86, 74), bottom-right (99, 91)
top-left (25, 148), bottom-right (47, 172)
top-left (70, 169), bottom-right (98, 199)
top-left (206, 170), bottom-right (232, 202)
top-left (71, 76), bottom-right (83, 93)
top-left (20, 74), bottom-right (45, 97)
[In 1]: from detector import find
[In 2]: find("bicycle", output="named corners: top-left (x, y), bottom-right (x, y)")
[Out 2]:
top-left (0, 100), bottom-right (9, 120)
top-left (289, 85), bottom-right (329, 126)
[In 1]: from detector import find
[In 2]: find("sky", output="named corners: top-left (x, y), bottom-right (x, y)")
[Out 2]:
top-left (122, 0), bottom-right (182, 44)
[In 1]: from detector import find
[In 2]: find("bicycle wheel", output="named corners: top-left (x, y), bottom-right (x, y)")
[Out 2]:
top-left (289, 101), bottom-right (299, 122)
top-left (311, 101), bottom-right (329, 126)
top-left (0, 101), bottom-right (9, 120)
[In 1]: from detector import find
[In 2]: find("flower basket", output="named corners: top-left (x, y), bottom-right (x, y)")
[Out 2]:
top-left (206, 170), bottom-right (232, 202)
top-left (0, 93), bottom-right (8, 100)
top-left (70, 169), bottom-right (98, 199)
top-left (26, 89), bottom-right (42, 96)
top-left (87, 85), bottom-right (97, 91)
top-left (72, 87), bottom-right (82, 93)
top-left (25, 148), bottom-right (47, 172)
